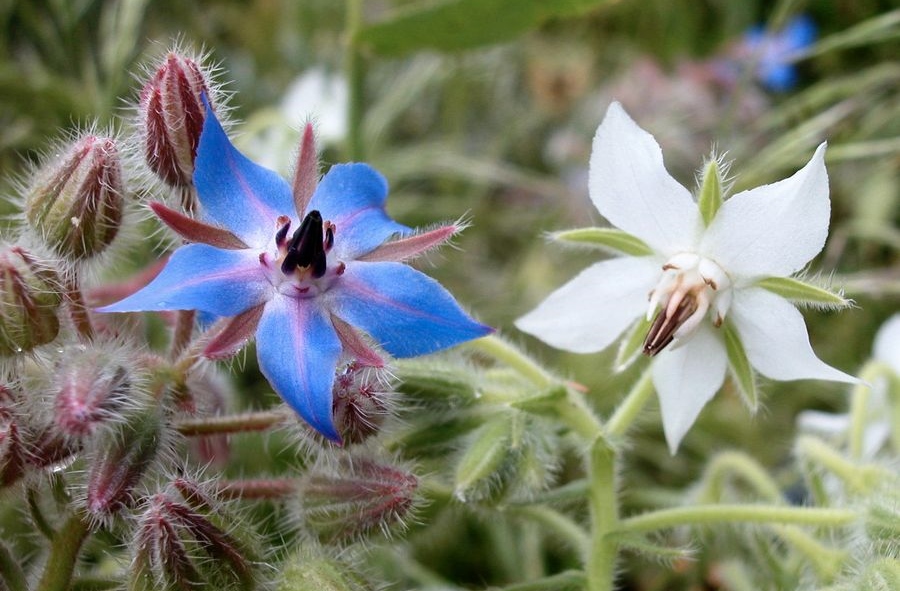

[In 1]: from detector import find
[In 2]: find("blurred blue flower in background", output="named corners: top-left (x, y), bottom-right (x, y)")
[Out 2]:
top-left (742, 14), bottom-right (817, 91)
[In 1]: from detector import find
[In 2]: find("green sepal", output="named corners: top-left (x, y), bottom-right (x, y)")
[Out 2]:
top-left (698, 158), bottom-right (724, 226)
top-left (387, 413), bottom-right (484, 459)
top-left (277, 546), bottom-right (373, 591)
top-left (756, 276), bottom-right (852, 308)
top-left (552, 227), bottom-right (654, 256)
top-left (454, 413), bottom-right (521, 502)
top-left (615, 316), bottom-right (653, 372)
top-left (724, 322), bottom-right (757, 412)
top-left (394, 358), bottom-right (479, 409)
top-left (510, 385), bottom-right (567, 415)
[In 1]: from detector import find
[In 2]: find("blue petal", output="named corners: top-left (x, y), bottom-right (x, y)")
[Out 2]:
top-left (328, 261), bottom-right (492, 358)
top-left (96, 245), bottom-right (270, 317)
top-left (194, 102), bottom-right (294, 246)
top-left (256, 296), bottom-right (342, 441)
top-left (783, 15), bottom-right (817, 51)
top-left (309, 164), bottom-right (409, 259)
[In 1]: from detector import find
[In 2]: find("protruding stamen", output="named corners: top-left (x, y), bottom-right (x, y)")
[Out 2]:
top-left (324, 222), bottom-right (335, 252)
top-left (274, 216), bottom-right (291, 248)
top-left (643, 292), bottom-right (700, 356)
top-left (281, 210), bottom-right (327, 278)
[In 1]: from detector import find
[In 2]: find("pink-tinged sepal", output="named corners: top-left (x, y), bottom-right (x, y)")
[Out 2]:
top-left (330, 314), bottom-right (385, 368)
top-left (203, 303), bottom-right (265, 360)
top-left (150, 201), bottom-right (249, 249)
top-left (292, 122), bottom-right (319, 215)
top-left (359, 224), bottom-right (460, 263)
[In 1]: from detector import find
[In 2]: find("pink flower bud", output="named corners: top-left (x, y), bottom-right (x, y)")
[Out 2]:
top-left (139, 52), bottom-right (211, 189)
top-left (25, 134), bottom-right (124, 260)
top-left (131, 483), bottom-right (257, 590)
top-left (0, 417), bottom-right (25, 487)
top-left (85, 410), bottom-right (162, 520)
top-left (0, 246), bottom-right (62, 356)
top-left (53, 350), bottom-right (131, 438)
top-left (331, 363), bottom-right (390, 445)
top-left (297, 455), bottom-right (418, 542)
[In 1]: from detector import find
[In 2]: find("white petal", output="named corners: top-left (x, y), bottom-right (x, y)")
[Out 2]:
top-left (873, 314), bottom-right (900, 374)
top-left (653, 324), bottom-right (728, 454)
top-left (515, 256), bottom-right (660, 354)
top-left (700, 143), bottom-right (830, 279)
top-left (796, 409), bottom-right (851, 437)
top-left (730, 287), bottom-right (858, 383)
top-left (589, 102), bottom-right (701, 256)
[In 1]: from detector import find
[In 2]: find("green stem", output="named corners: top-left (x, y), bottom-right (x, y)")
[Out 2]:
top-left (618, 504), bottom-right (856, 534)
top-left (586, 438), bottom-right (618, 591)
top-left (769, 525), bottom-right (846, 581)
top-left (169, 310), bottom-right (196, 361)
top-left (698, 451), bottom-right (783, 504)
top-left (36, 510), bottom-right (91, 591)
top-left (556, 389), bottom-right (604, 442)
top-left (513, 506), bottom-right (590, 557)
top-left (499, 571), bottom-right (586, 591)
top-left (466, 334), bottom-right (555, 389)
top-left (848, 361), bottom-right (890, 460)
top-left (345, 0), bottom-right (365, 161)
top-left (27, 486), bottom-right (57, 539)
top-left (174, 409), bottom-right (291, 436)
top-left (796, 435), bottom-right (884, 494)
top-left (0, 539), bottom-right (27, 591)
top-left (604, 367), bottom-right (655, 438)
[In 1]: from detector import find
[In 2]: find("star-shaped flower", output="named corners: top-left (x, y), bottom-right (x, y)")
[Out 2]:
top-left (100, 103), bottom-right (491, 441)
top-left (516, 102), bottom-right (857, 452)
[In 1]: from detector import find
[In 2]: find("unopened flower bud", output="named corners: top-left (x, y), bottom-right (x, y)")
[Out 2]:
top-left (86, 409), bottom-right (162, 520)
top-left (25, 135), bottom-right (124, 260)
top-left (297, 455), bottom-right (418, 543)
top-left (139, 52), bottom-right (211, 189)
top-left (53, 348), bottom-right (133, 438)
top-left (130, 484), bottom-right (257, 591)
top-left (865, 486), bottom-right (900, 556)
top-left (0, 246), bottom-right (62, 356)
top-left (331, 363), bottom-right (390, 445)
top-left (277, 546), bottom-right (374, 591)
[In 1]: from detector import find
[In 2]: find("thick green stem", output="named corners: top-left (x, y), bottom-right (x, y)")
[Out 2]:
top-left (36, 510), bottom-right (91, 591)
top-left (500, 571), bottom-right (586, 591)
top-left (796, 435), bottom-right (884, 493)
top-left (769, 525), bottom-right (847, 581)
top-left (604, 367), bottom-right (655, 438)
top-left (848, 361), bottom-right (891, 460)
top-left (345, 0), bottom-right (365, 161)
top-left (174, 409), bottom-right (291, 436)
top-left (587, 438), bottom-right (618, 591)
top-left (467, 335), bottom-right (555, 389)
top-left (513, 506), bottom-right (590, 557)
top-left (619, 504), bottom-right (856, 534)
top-left (698, 451), bottom-right (783, 503)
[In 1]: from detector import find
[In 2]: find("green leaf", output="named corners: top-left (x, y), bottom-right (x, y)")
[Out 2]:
top-left (697, 158), bottom-right (723, 226)
top-left (756, 276), bottom-right (852, 308)
top-left (553, 227), bottom-right (654, 256)
top-left (724, 322), bottom-right (757, 412)
top-left (356, 0), bottom-right (610, 57)
top-left (615, 316), bottom-right (652, 371)
top-left (454, 414), bottom-right (519, 502)
top-left (510, 385), bottom-right (567, 415)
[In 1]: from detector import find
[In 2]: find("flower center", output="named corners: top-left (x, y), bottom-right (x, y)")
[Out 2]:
top-left (261, 210), bottom-right (344, 298)
top-left (643, 252), bottom-right (732, 356)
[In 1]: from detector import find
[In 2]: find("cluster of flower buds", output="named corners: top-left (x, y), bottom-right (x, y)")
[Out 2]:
top-left (25, 134), bottom-right (124, 261)
top-left (130, 478), bottom-right (257, 591)
top-left (296, 454), bottom-right (418, 543)
top-left (0, 246), bottom-right (62, 356)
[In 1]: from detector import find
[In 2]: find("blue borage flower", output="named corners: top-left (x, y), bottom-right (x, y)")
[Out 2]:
top-left (100, 101), bottom-right (491, 441)
top-left (743, 14), bottom-right (817, 92)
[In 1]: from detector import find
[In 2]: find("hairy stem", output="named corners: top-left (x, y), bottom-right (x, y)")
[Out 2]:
top-left (36, 510), bottom-right (91, 591)
top-left (466, 334), bottom-right (556, 389)
top-left (63, 268), bottom-right (93, 341)
top-left (217, 478), bottom-right (298, 500)
top-left (345, 0), bottom-right (365, 161)
top-left (174, 409), bottom-right (291, 436)
top-left (0, 538), bottom-right (27, 591)
top-left (587, 438), bottom-right (618, 591)
top-left (169, 309), bottom-right (196, 360)
top-left (604, 367), bottom-right (655, 438)
top-left (514, 505), bottom-right (590, 557)
top-left (618, 504), bottom-right (856, 534)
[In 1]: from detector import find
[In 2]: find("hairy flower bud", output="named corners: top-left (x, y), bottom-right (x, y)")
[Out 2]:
top-left (0, 246), bottom-right (62, 356)
top-left (25, 134), bottom-right (124, 260)
top-left (130, 482), bottom-right (257, 591)
top-left (139, 52), bottom-right (211, 189)
top-left (331, 363), bottom-right (390, 445)
top-left (277, 546), bottom-right (374, 591)
top-left (0, 417), bottom-right (25, 487)
top-left (86, 409), bottom-right (162, 521)
top-left (53, 348), bottom-right (133, 438)
top-left (297, 455), bottom-right (417, 543)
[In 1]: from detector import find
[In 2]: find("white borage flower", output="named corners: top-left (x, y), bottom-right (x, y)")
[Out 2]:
top-left (798, 314), bottom-right (900, 457)
top-left (516, 102), bottom-right (858, 453)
